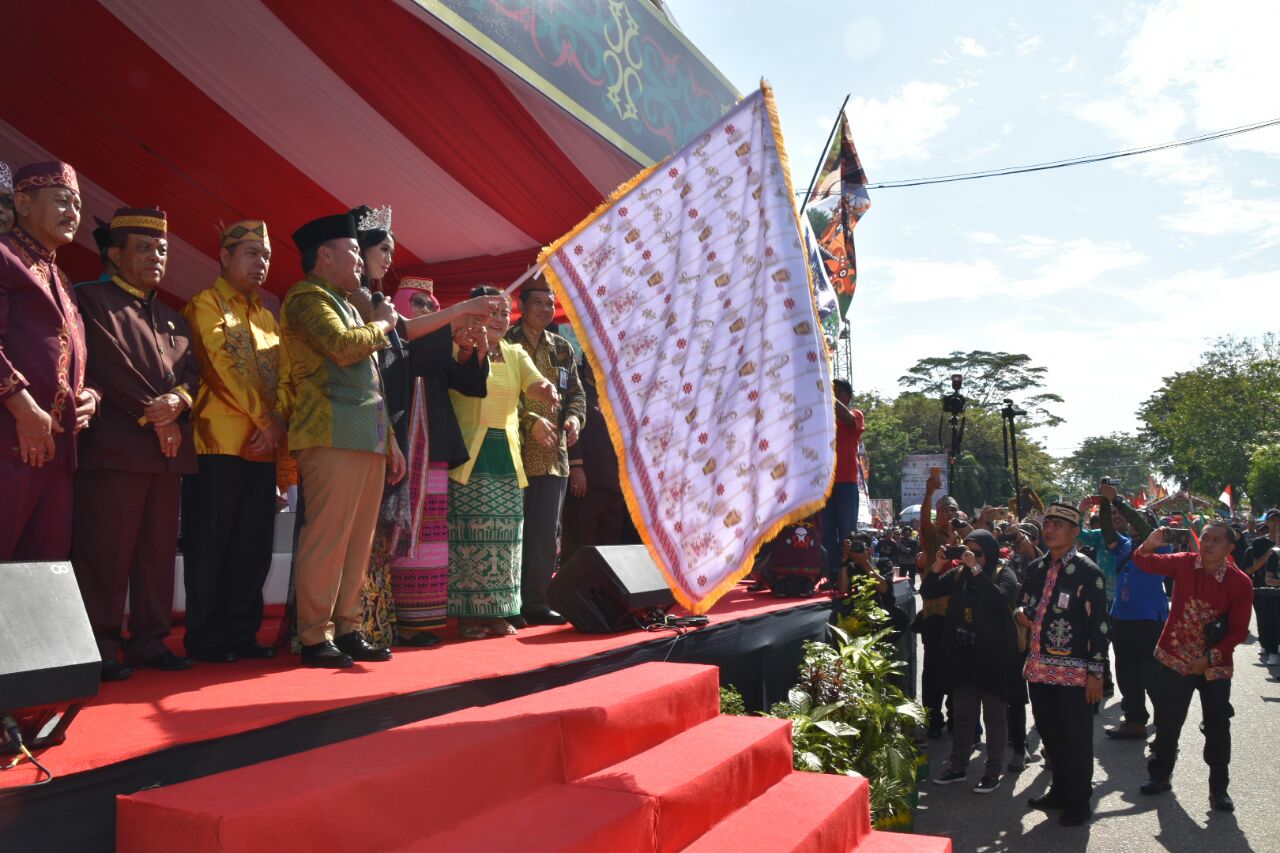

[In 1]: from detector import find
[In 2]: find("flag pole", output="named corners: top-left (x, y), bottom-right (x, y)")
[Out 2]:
top-left (503, 261), bottom-right (547, 296)
top-left (800, 94), bottom-right (851, 211)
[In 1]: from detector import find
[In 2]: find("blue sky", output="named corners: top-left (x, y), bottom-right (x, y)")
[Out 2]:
top-left (666, 0), bottom-right (1280, 456)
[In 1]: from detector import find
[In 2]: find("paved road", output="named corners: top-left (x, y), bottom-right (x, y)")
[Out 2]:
top-left (913, 613), bottom-right (1278, 852)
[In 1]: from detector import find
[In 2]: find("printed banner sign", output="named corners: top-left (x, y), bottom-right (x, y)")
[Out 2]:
top-left (901, 453), bottom-right (948, 511)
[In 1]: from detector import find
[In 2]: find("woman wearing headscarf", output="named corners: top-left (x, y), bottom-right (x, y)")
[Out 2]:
top-left (929, 528), bottom-right (1023, 793)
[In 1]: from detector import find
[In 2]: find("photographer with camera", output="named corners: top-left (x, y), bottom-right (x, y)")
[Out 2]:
top-left (1095, 481), bottom-right (1169, 741)
top-left (1016, 503), bottom-right (1109, 827)
top-left (1246, 509), bottom-right (1280, 666)
top-left (929, 530), bottom-right (1023, 793)
top-left (999, 521), bottom-right (1041, 769)
top-left (1132, 521), bottom-right (1254, 811)
top-left (917, 467), bottom-right (963, 738)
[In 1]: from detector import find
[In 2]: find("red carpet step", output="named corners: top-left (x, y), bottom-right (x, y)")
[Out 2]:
top-left (117, 662), bottom-right (951, 852)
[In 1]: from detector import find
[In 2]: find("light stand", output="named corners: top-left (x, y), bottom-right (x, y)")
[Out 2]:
top-left (1000, 398), bottom-right (1027, 517)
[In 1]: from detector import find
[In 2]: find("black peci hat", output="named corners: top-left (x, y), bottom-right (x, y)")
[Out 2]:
top-left (292, 213), bottom-right (358, 254)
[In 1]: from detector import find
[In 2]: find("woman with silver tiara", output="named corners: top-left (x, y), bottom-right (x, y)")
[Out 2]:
top-left (348, 205), bottom-right (502, 645)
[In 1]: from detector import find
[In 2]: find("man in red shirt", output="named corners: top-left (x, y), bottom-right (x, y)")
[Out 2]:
top-left (822, 378), bottom-right (864, 581)
top-left (1132, 521), bottom-right (1253, 812)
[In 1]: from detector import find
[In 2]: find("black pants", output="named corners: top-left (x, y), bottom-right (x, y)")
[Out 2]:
top-left (1254, 591), bottom-right (1280, 654)
top-left (1112, 618), bottom-right (1164, 726)
top-left (1148, 664), bottom-right (1233, 791)
top-left (520, 474), bottom-right (568, 614)
top-left (920, 619), bottom-right (947, 729)
top-left (1029, 682), bottom-right (1093, 809)
top-left (181, 454), bottom-right (277, 655)
top-left (561, 487), bottom-right (628, 567)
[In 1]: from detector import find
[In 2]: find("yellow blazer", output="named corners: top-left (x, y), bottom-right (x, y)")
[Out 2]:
top-left (449, 339), bottom-right (543, 487)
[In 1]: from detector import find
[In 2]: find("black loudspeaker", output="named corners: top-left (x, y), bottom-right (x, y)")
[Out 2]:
top-left (547, 545), bottom-right (676, 633)
top-left (0, 561), bottom-right (100, 753)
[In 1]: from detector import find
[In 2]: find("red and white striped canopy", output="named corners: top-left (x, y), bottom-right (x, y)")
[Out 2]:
top-left (2, 0), bottom-right (648, 306)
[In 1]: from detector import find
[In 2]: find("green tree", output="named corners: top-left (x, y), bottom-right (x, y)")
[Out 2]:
top-left (1247, 443), bottom-right (1280, 512)
top-left (853, 391), bottom-right (1060, 512)
top-left (1059, 432), bottom-right (1152, 500)
top-left (1138, 335), bottom-right (1280, 494)
top-left (897, 350), bottom-right (1065, 427)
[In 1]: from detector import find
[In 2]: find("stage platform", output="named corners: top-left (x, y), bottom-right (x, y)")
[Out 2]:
top-left (0, 586), bottom-right (832, 851)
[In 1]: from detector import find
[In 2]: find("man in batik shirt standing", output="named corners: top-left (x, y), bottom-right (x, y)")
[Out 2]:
top-left (1016, 502), bottom-right (1109, 827)
top-left (181, 220), bottom-right (290, 663)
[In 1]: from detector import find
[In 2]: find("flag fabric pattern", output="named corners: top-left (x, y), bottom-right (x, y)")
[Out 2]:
top-left (807, 111), bottom-right (870, 309)
top-left (540, 84), bottom-right (836, 614)
top-left (1218, 484), bottom-right (1233, 510)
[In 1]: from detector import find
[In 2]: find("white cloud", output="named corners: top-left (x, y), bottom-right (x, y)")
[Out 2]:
top-left (867, 235), bottom-right (1145, 304)
top-left (1015, 35), bottom-right (1043, 55)
top-left (1057, 55), bottom-right (1080, 73)
top-left (1158, 188), bottom-right (1280, 250)
top-left (847, 81), bottom-right (963, 165)
top-left (955, 36), bottom-right (988, 57)
top-left (1075, 0), bottom-right (1280, 164)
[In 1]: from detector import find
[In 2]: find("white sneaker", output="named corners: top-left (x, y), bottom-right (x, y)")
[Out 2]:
top-left (1266, 653), bottom-right (1280, 666)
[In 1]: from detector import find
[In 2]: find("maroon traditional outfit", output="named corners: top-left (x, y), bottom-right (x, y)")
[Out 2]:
top-left (72, 208), bottom-right (200, 666)
top-left (0, 162), bottom-right (89, 560)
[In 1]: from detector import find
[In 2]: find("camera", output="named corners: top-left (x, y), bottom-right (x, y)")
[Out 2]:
top-left (942, 373), bottom-right (966, 416)
top-left (849, 540), bottom-right (866, 554)
top-left (1100, 477), bottom-right (1118, 487)
top-left (944, 545), bottom-right (966, 559)
top-left (998, 532), bottom-right (1019, 545)
top-left (1163, 527), bottom-right (1190, 548)
top-left (954, 625), bottom-right (978, 647)
top-left (950, 517), bottom-right (969, 531)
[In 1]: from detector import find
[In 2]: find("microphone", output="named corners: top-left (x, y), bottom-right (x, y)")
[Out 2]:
top-left (371, 291), bottom-right (405, 355)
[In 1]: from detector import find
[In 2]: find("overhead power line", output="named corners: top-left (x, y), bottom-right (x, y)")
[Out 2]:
top-left (800, 116), bottom-right (1280, 193)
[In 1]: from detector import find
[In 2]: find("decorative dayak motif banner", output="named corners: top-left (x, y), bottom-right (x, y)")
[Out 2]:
top-left (541, 84), bottom-right (835, 613)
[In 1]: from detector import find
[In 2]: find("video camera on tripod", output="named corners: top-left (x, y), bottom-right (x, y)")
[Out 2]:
top-left (938, 374), bottom-right (966, 484)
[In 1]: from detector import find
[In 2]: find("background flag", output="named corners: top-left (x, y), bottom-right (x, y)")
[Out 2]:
top-left (1218, 484), bottom-right (1233, 510)
top-left (541, 84), bottom-right (836, 614)
top-left (805, 110), bottom-right (870, 320)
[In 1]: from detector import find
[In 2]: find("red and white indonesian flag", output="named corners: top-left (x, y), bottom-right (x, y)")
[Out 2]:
top-left (541, 84), bottom-right (836, 613)
top-left (1219, 485), bottom-right (1233, 510)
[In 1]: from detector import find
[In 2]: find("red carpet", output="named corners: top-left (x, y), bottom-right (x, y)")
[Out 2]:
top-left (117, 662), bottom-right (951, 852)
top-left (0, 586), bottom-right (816, 790)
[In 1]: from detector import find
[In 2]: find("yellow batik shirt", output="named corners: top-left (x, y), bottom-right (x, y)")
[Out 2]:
top-left (182, 277), bottom-right (292, 462)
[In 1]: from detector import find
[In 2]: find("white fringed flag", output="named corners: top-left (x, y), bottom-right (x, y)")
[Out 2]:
top-left (540, 84), bottom-right (835, 613)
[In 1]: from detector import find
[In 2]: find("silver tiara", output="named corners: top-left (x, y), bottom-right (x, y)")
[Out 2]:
top-left (0, 161), bottom-right (11, 193)
top-left (357, 204), bottom-right (392, 233)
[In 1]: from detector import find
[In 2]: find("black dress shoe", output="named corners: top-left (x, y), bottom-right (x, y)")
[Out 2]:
top-left (1209, 790), bottom-right (1234, 812)
top-left (334, 632), bottom-right (392, 662)
top-left (100, 660), bottom-right (134, 682)
top-left (1140, 777), bottom-right (1172, 795)
top-left (190, 648), bottom-right (238, 664)
top-left (145, 651), bottom-right (196, 671)
top-left (231, 643), bottom-right (277, 660)
top-left (1027, 793), bottom-right (1067, 811)
top-left (1059, 806), bottom-right (1091, 826)
top-left (506, 614), bottom-right (528, 629)
top-left (300, 641), bottom-right (353, 669)
top-left (522, 608), bottom-right (567, 626)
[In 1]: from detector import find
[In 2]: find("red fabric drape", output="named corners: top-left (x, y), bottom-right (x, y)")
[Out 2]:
top-left (265, 0), bottom-right (605, 244)
top-left (0, 2), bottom-right (426, 299)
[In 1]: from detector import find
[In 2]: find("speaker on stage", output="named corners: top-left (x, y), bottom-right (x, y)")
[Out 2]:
top-left (0, 561), bottom-right (100, 754)
top-left (547, 545), bottom-right (675, 633)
